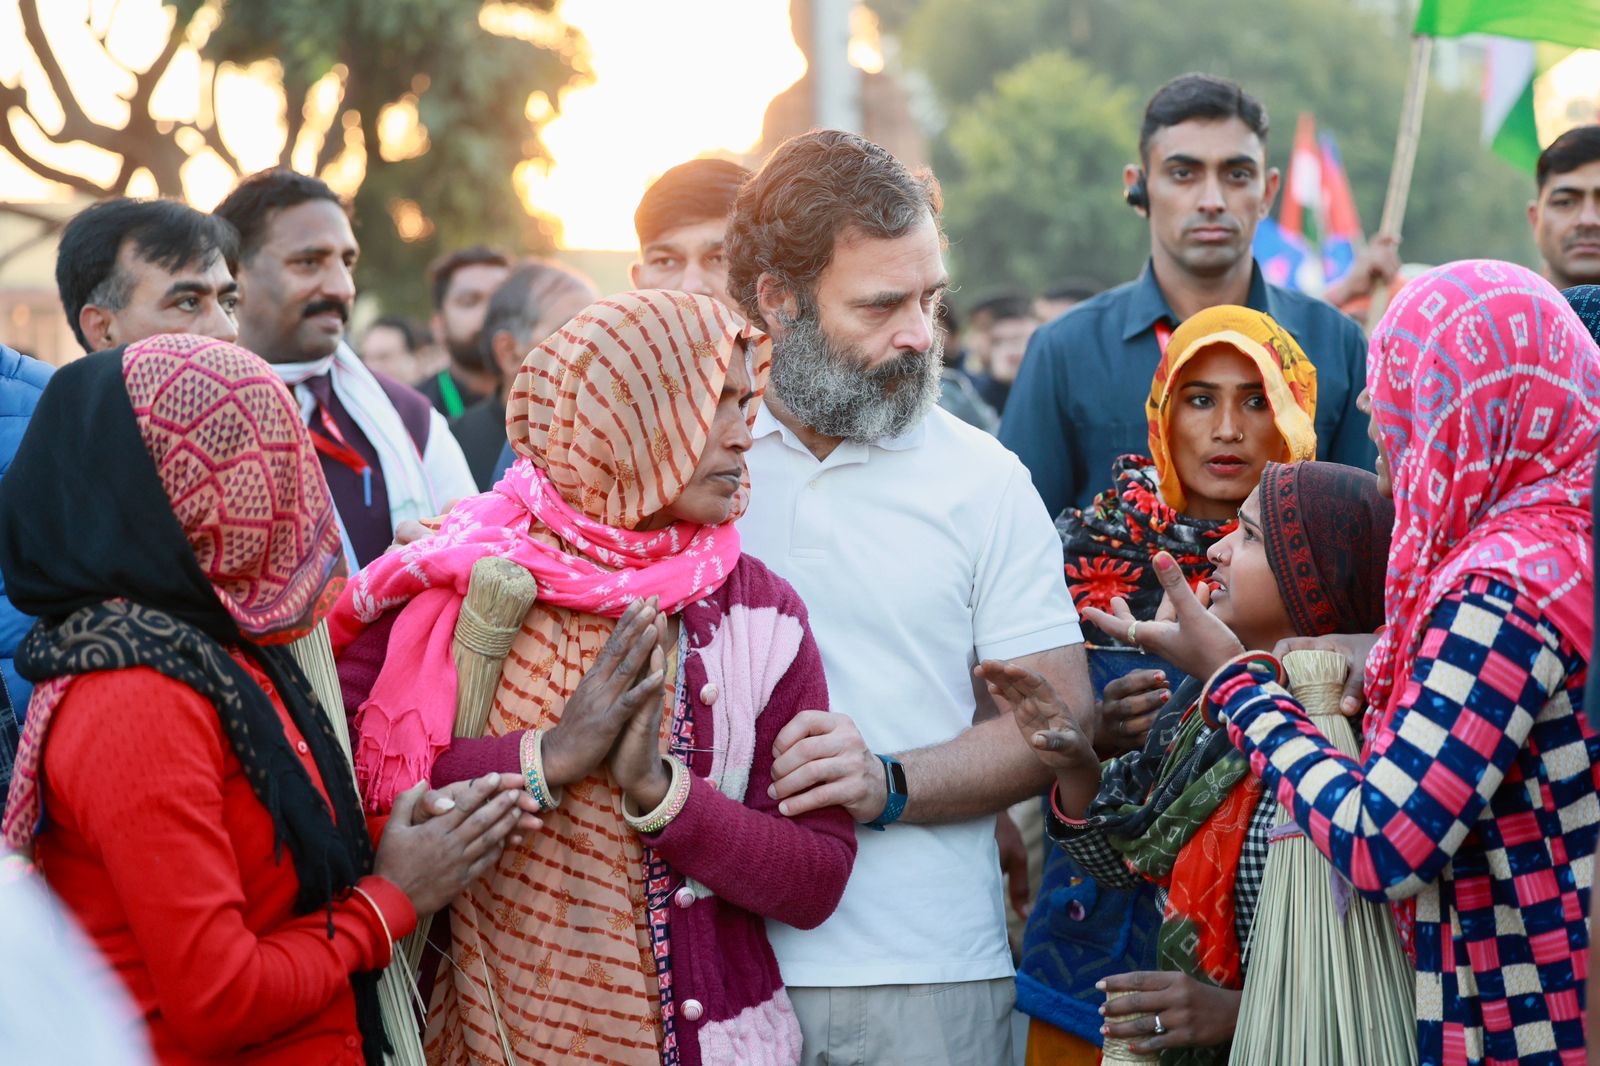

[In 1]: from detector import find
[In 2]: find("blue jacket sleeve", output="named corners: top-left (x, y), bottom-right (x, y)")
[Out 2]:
top-left (1325, 320), bottom-right (1377, 471)
top-left (998, 326), bottom-right (1076, 517)
top-left (0, 347), bottom-right (52, 733)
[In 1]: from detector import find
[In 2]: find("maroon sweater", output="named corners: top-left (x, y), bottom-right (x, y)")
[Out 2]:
top-left (340, 554), bottom-right (856, 1066)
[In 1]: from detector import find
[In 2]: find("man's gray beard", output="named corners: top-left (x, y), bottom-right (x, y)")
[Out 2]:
top-left (768, 311), bottom-right (944, 444)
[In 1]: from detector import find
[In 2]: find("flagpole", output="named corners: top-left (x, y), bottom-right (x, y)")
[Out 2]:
top-left (1379, 34), bottom-right (1432, 238)
top-left (1368, 33), bottom-right (1433, 324)
top-left (1382, 33), bottom-right (1433, 236)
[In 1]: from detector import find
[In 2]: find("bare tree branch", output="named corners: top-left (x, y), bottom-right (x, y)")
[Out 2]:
top-left (279, 74), bottom-right (309, 171)
top-left (117, 16), bottom-right (190, 192)
top-left (0, 202), bottom-right (65, 223)
top-left (18, 0), bottom-right (105, 144)
top-left (0, 97), bottom-right (107, 195)
top-left (190, 62), bottom-right (243, 176)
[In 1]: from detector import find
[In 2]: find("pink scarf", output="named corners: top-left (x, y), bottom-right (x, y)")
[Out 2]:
top-left (327, 459), bottom-right (740, 810)
top-left (1363, 260), bottom-right (1599, 747)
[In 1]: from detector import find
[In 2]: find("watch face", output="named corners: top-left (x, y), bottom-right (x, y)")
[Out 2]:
top-left (886, 759), bottom-right (909, 796)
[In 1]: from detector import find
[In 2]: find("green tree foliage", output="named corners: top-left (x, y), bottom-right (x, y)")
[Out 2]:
top-left (943, 52), bottom-right (1145, 291)
top-left (195, 0), bottom-right (584, 310)
top-left (887, 0), bottom-right (1536, 298)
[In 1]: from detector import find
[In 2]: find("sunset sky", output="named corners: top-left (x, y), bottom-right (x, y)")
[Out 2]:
top-left (0, 0), bottom-right (810, 251)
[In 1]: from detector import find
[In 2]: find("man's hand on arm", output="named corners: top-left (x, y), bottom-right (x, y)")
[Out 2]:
top-left (768, 710), bottom-right (888, 823)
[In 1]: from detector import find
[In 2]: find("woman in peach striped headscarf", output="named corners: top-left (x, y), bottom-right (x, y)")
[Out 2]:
top-left (329, 290), bottom-right (856, 1066)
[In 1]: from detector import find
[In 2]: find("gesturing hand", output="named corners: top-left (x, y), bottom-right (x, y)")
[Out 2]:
top-left (412, 773), bottom-right (544, 846)
top-left (541, 598), bottom-right (665, 787)
top-left (1100, 970), bottom-right (1242, 1056)
top-left (975, 659), bottom-right (1096, 771)
top-left (1082, 552), bottom-right (1244, 682)
top-left (976, 659), bottom-right (1100, 818)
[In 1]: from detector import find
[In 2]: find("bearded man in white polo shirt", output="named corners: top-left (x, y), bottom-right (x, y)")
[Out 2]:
top-left (726, 129), bottom-right (1094, 1065)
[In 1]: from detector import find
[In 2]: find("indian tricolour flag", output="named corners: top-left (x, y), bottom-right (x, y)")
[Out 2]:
top-left (1415, 0), bottom-right (1600, 170)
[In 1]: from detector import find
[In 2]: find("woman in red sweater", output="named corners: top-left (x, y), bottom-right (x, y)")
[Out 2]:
top-left (0, 335), bottom-right (538, 1065)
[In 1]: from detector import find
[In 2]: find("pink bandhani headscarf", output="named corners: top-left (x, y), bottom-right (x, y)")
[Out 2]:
top-left (1364, 259), bottom-right (1600, 751)
top-left (327, 290), bottom-right (770, 811)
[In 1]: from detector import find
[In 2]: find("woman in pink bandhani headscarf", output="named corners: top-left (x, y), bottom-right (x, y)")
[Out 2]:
top-left (1090, 260), bottom-right (1600, 1064)
top-left (330, 290), bottom-right (855, 1066)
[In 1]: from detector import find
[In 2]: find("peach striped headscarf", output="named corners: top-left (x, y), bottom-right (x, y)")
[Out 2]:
top-left (419, 291), bottom-right (771, 1065)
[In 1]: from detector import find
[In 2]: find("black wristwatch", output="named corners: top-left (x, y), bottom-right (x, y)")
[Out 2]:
top-left (865, 753), bottom-right (908, 830)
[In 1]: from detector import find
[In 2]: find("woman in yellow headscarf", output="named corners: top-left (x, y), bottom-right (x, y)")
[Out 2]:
top-left (1021, 305), bottom-right (1317, 1066)
top-left (1059, 305), bottom-right (1317, 651)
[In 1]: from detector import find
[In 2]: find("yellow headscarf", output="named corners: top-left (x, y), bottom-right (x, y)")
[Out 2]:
top-left (1144, 305), bottom-right (1318, 512)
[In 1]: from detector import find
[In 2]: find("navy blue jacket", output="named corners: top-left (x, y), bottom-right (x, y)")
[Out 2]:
top-left (999, 260), bottom-right (1377, 517)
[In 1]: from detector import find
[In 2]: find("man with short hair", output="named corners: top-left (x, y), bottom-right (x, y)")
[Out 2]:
top-left (453, 259), bottom-right (596, 489)
top-left (55, 197), bottom-right (240, 353)
top-left (967, 291), bottom-right (1040, 415)
top-left (1529, 125), bottom-right (1600, 291)
top-left (359, 315), bottom-right (428, 385)
top-left (630, 157), bottom-right (750, 305)
top-left (727, 129), bottom-right (1092, 1064)
top-left (419, 246), bottom-right (511, 418)
top-left (1000, 73), bottom-right (1374, 516)
top-left (1035, 276), bottom-right (1105, 324)
top-left (215, 168), bottom-right (474, 567)
top-left (484, 158), bottom-right (754, 480)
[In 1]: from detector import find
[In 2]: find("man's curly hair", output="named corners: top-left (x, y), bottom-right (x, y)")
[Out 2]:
top-left (726, 129), bottom-right (942, 329)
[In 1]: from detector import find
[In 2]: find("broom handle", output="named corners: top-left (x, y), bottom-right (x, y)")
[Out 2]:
top-left (398, 557), bottom-right (538, 975)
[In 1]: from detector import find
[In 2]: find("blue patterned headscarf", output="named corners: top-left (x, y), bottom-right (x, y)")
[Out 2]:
top-left (1565, 285), bottom-right (1600, 345)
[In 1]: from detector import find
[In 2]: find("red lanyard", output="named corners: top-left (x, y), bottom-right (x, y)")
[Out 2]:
top-left (1154, 319), bottom-right (1173, 356)
top-left (308, 405), bottom-right (373, 507)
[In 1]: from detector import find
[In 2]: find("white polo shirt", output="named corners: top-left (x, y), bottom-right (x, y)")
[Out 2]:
top-left (740, 403), bottom-right (1082, 987)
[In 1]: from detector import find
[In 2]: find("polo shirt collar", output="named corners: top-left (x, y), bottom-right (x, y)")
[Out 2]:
top-left (1120, 257), bottom-right (1278, 341)
top-left (751, 399), bottom-right (928, 455)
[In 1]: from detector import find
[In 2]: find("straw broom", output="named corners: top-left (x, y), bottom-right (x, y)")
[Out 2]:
top-left (288, 619), bottom-right (427, 1066)
top-left (1228, 649), bottom-right (1416, 1066)
top-left (370, 557), bottom-right (538, 1066)
top-left (394, 556), bottom-right (539, 977)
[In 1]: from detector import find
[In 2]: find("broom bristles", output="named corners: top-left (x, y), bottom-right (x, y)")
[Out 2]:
top-left (1228, 648), bottom-right (1416, 1066)
top-left (288, 621), bottom-right (428, 1066)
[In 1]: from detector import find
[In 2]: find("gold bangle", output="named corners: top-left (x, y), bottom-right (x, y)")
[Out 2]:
top-left (351, 884), bottom-right (395, 967)
top-left (623, 755), bottom-right (690, 834)
top-left (520, 729), bottom-right (564, 811)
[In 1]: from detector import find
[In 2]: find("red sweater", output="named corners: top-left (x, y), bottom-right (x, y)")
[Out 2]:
top-left (35, 654), bottom-right (416, 1065)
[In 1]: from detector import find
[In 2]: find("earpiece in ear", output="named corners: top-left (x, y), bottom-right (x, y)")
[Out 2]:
top-left (1124, 171), bottom-right (1149, 211)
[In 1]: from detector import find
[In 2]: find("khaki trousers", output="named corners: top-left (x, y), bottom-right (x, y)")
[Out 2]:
top-left (789, 978), bottom-right (1016, 1066)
